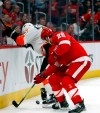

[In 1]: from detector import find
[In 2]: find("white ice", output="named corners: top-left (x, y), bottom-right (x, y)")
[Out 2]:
top-left (0, 77), bottom-right (100, 113)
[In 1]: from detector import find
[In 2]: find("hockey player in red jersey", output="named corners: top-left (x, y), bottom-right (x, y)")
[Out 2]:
top-left (34, 27), bottom-right (92, 113)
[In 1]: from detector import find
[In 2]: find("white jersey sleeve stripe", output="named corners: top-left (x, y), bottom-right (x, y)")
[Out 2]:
top-left (59, 40), bottom-right (71, 45)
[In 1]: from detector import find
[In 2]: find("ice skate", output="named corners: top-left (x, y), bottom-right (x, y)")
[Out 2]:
top-left (41, 88), bottom-right (47, 101)
top-left (42, 94), bottom-right (56, 108)
top-left (52, 99), bottom-right (69, 110)
top-left (47, 94), bottom-right (56, 104)
top-left (68, 100), bottom-right (86, 113)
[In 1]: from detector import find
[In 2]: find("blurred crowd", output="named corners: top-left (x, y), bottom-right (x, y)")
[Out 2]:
top-left (1, 0), bottom-right (100, 44)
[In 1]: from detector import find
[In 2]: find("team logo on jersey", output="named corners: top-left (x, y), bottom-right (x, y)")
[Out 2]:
top-left (25, 50), bottom-right (34, 83)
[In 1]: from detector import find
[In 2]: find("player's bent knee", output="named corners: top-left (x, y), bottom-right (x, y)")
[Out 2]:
top-left (62, 76), bottom-right (75, 89)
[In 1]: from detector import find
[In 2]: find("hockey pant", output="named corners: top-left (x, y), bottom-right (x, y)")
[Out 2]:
top-left (49, 60), bottom-right (91, 104)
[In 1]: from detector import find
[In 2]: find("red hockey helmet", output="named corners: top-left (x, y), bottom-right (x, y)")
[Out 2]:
top-left (41, 27), bottom-right (54, 40)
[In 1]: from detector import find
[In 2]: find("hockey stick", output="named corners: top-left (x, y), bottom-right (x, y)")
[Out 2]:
top-left (12, 83), bottom-right (35, 108)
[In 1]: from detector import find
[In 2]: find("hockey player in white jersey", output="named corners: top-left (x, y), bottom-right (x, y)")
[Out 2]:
top-left (15, 23), bottom-right (56, 107)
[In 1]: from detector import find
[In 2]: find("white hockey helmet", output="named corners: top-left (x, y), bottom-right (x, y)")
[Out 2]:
top-left (22, 23), bottom-right (34, 34)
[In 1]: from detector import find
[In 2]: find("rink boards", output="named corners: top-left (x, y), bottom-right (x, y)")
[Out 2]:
top-left (0, 42), bottom-right (100, 108)
top-left (0, 46), bottom-right (43, 108)
top-left (80, 42), bottom-right (100, 79)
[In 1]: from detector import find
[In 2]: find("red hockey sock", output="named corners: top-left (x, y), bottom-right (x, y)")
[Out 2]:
top-left (49, 74), bottom-right (65, 102)
top-left (62, 76), bottom-right (82, 104)
top-left (53, 89), bottom-right (65, 102)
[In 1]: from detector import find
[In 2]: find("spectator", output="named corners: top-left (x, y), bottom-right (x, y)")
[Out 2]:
top-left (15, 13), bottom-right (28, 26)
top-left (80, 17), bottom-right (97, 41)
top-left (94, 21), bottom-right (100, 40)
top-left (35, 0), bottom-right (47, 12)
top-left (47, 22), bottom-right (57, 32)
top-left (66, 24), bottom-right (78, 40)
top-left (60, 6), bottom-right (76, 24)
top-left (69, 0), bottom-right (78, 15)
top-left (83, 0), bottom-right (92, 14)
top-left (94, 0), bottom-right (100, 12)
top-left (73, 21), bottom-right (87, 38)
top-left (30, 0), bottom-right (37, 22)
top-left (2, 0), bottom-right (12, 16)
top-left (38, 16), bottom-right (46, 26)
top-left (94, 8), bottom-right (100, 24)
top-left (81, 8), bottom-right (92, 23)
top-left (78, 2), bottom-right (85, 16)
top-left (2, 14), bottom-right (12, 28)
top-left (48, 0), bottom-right (58, 25)
top-left (10, 5), bottom-right (20, 24)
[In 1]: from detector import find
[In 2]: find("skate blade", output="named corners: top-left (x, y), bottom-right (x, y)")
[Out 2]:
top-left (60, 107), bottom-right (70, 111)
top-left (68, 107), bottom-right (86, 113)
top-left (42, 103), bottom-right (54, 108)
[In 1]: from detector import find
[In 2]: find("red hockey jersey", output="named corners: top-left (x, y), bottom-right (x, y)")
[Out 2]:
top-left (48, 32), bottom-right (88, 66)
top-left (41, 31), bottom-right (92, 77)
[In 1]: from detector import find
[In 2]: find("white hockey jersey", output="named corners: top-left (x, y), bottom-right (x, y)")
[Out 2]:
top-left (16, 24), bottom-right (47, 55)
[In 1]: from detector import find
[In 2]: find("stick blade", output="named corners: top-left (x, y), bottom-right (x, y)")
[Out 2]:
top-left (12, 101), bottom-right (19, 108)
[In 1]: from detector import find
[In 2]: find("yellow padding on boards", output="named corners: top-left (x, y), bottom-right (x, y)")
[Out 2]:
top-left (0, 84), bottom-right (41, 108)
top-left (81, 70), bottom-right (100, 80)
top-left (0, 70), bottom-right (100, 108)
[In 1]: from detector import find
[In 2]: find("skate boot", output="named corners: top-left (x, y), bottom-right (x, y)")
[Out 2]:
top-left (41, 88), bottom-right (48, 107)
top-left (47, 94), bottom-right (56, 104)
top-left (52, 99), bottom-right (69, 110)
top-left (68, 100), bottom-right (86, 113)
top-left (42, 94), bottom-right (56, 108)
top-left (41, 88), bottom-right (47, 101)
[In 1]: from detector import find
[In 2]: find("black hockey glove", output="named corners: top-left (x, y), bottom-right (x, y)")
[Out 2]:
top-left (11, 31), bottom-right (20, 42)
top-left (2, 26), bottom-right (12, 37)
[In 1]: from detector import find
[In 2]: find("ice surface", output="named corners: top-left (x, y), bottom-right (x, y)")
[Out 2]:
top-left (0, 78), bottom-right (100, 113)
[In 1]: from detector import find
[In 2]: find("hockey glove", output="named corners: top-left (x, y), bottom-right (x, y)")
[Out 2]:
top-left (34, 72), bottom-right (46, 84)
top-left (2, 26), bottom-right (12, 37)
top-left (11, 31), bottom-right (20, 42)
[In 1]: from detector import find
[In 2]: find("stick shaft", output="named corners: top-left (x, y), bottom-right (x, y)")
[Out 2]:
top-left (19, 84), bottom-right (35, 104)
top-left (13, 84), bottom-right (35, 107)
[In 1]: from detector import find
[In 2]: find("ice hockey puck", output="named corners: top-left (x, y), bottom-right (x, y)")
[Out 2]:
top-left (36, 100), bottom-right (40, 104)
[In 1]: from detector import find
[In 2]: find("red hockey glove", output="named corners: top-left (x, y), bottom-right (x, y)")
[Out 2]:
top-left (34, 72), bottom-right (46, 84)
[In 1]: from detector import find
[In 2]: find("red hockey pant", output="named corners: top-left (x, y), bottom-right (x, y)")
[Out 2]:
top-left (49, 60), bottom-right (91, 104)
